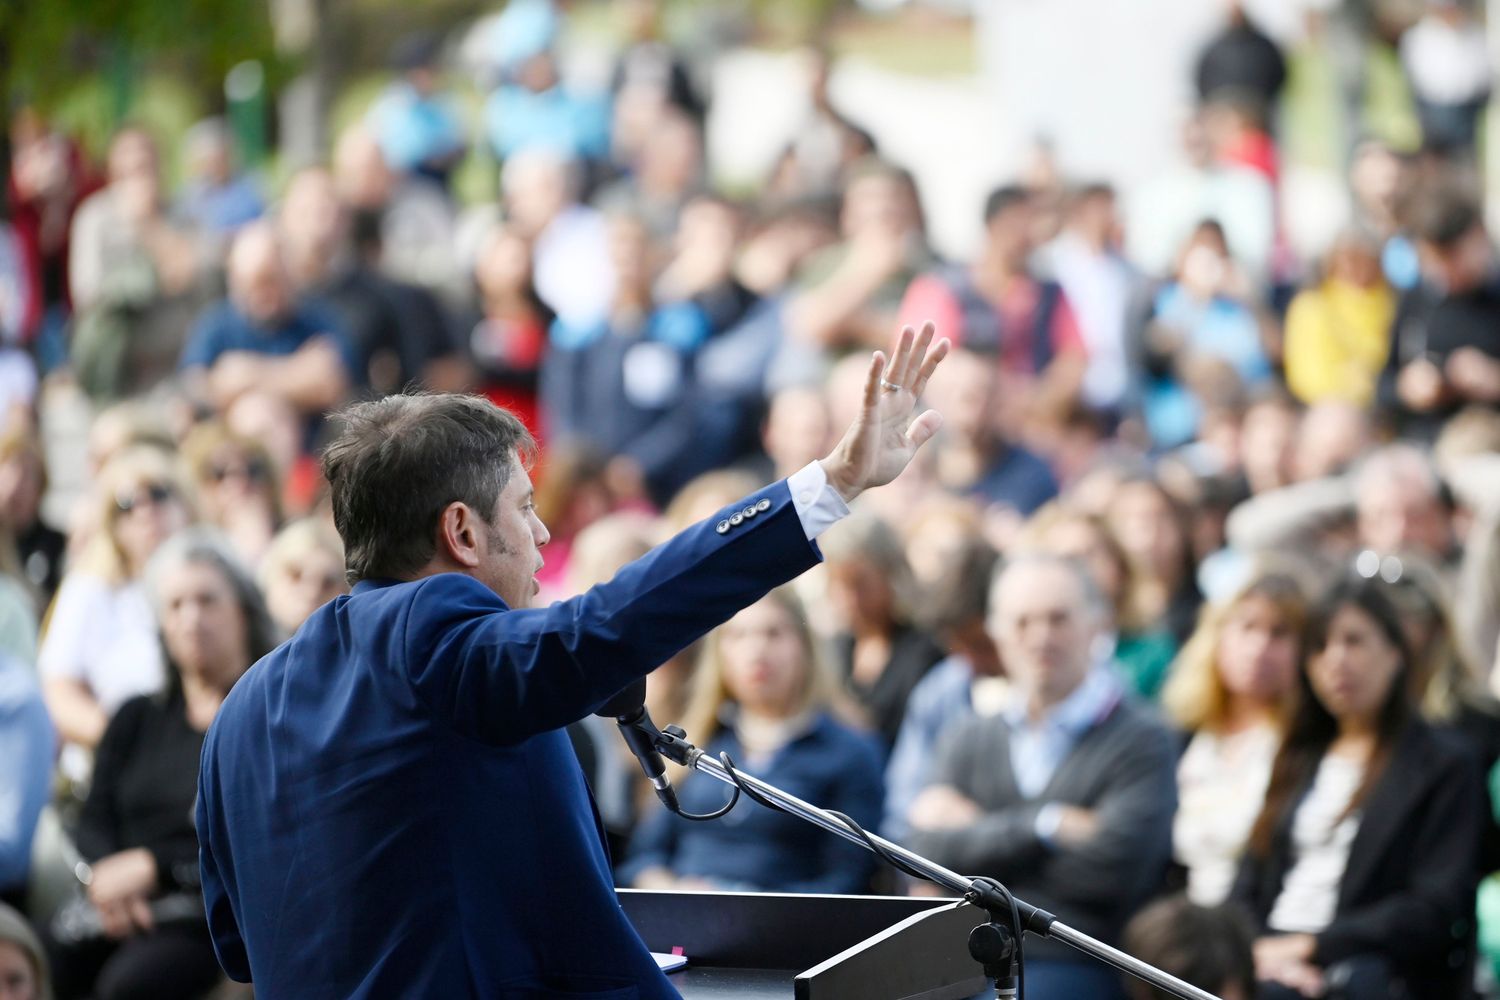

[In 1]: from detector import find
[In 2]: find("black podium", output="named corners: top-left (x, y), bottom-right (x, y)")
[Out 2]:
top-left (618, 889), bottom-right (991, 999)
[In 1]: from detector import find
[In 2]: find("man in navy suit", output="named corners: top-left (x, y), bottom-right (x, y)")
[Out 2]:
top-left (197, 325), bottom-right (949, 997)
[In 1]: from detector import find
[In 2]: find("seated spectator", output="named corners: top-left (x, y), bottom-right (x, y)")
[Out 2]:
top-left (1290, 401), bottom-right (1372, 484)
top-left (790, 159), bottom-right (932, 351)
top-left (594, 107), bottom-right (704, 242)
top-left (0, 903), bottom-right (49, 1000)
top-left (1227, 443), bottom-right (1458, 581)
top-left (1282, 232), bottom-right (1394, 407)
top-left (501, 148), bottom-right (613, 336)
top-left (1136, 220), bottom-right (1274, 449)
top-left (68, 127), bottom-right (208, 402)
top-left (484, 48), bottom-right (611, 168)
top-left (180, 422), bottom-right (282, 569)
top-left (540, 211), bottom-right (715, 504)
top-left (900, 185), bottom-right (1086, 432)
top-left (757, 384), bottom-right (834, 485)
top-left (1122, 894), bottom-right (1256, 1000)
top-left (258, 519), bottom-right (346, 639)
top-left (1367, 551), bottom-right (1500, 872)
top-left (1021, 504), bottom-right (1179, 699)
top-left (882, 534), bottom-right (1000, 842)
top-left (40, 448), bottom-right (193, 750)
top-left (906, 555), bottom-right (1177, 1000)
top-left (924, 348), bottom-right (1058, 519)
top-left (48, 531), bottom-right (275, 1000)
top-left (1162, 570), bottom-right (1307, 905)
top-left (367, 34), bottom-right (468, 190)
top-left (179, 221), bottom-right (357, 427)
top-left (1040, 182), bottom-right (1140, 415)
top-left (1106, 475), bottom-right (1204, 643)
top-left (331, 125), bottom-right (459, 301)
top-left (0, 652), bottom-right (52, 910)
top-left (1237, 388), bottom-right (1300, 498)
top-left (1235, 577), bottom-right (1481, 1000)
top-left (280, 165), bottom-right (465, 399)
top-left (820, 514), bottom-right (945, 749)
top-left (1128, 110), bottom-right (1275, 289)
top-left (1400, 0), bottom-right (1491, 158)
top-left (1378, 185), bottom-right (1500, 441)
top-left (459, 220), bottom-right (553, 434)
top-left (621, 588), bottom-right (883, 894)
top-left (174, 118), bottom-right (263, 248)
top-left (0, 424), bottom-right (65, 610)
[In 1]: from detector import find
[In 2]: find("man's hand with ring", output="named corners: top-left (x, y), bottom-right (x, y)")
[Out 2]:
top-left (820, 321), bottom-right (949, 503)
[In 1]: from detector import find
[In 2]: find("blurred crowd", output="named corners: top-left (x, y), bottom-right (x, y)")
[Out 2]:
top-left (2, 0), bottom-right (1500, 997)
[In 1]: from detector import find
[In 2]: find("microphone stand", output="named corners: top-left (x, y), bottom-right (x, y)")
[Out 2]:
top-left (635, 717), bottom-right (1221, 1000)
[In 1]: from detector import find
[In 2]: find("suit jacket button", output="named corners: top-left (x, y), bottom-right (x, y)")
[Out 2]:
top-left (743, 506), bottom-right (757, 518)
top-left (716, 520), bottom-right (731, 534)
top-left (756, 498), bottom-right (771, 512)
top-left (729, 513), bottom-right (744, 526)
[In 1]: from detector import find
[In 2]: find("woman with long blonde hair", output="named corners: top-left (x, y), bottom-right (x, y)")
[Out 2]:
top-left (620, 587), bottom-right (883, 894)
top-left (39, 446), bottom-right (194, 749)
top-left (1163, 569), bottom-right (1308, 907)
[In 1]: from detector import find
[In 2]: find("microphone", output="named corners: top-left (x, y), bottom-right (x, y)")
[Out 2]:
top-left (596, 679), bottom-right (680, 814)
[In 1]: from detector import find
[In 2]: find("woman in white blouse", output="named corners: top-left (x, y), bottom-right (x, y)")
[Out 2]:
top-left (1164, 570), bottom-right (1307, 906)
top-left (40, 446), bottom-right (193, 749)
top-left (1235, 576), bottom-right (1482, 1000)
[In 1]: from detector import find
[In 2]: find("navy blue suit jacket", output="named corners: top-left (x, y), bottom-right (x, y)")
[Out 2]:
top-left (197, 480), bottom-right (820, 998)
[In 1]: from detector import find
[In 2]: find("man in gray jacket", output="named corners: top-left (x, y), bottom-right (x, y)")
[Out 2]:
top-left (906, 554), bottom-right (1176, 1000)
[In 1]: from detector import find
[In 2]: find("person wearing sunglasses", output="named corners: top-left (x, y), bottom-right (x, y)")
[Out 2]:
top-left (39, 447), bottom-right (194, 752)
top-left (181, 422), bottom-right (283, 569)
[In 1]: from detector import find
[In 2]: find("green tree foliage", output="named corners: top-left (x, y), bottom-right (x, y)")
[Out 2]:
top-left (0, 0), bottom-right (276, 120)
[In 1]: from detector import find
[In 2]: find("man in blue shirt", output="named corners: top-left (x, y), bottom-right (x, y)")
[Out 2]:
top-left (197, 325), bottom-right (948, 997)
top-left (180, 221), bottom-right (358, 420)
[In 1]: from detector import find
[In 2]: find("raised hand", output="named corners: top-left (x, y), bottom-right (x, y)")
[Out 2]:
top-left (820, 321), bottom-right (950, 502)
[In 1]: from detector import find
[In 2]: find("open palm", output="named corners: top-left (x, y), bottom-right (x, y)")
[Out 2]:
top-left (822, 322), bottom-right (950, 501)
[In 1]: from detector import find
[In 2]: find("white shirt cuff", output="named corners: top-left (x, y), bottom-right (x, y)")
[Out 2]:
top-left (1035, 803), bottom-right (1064, 847)
top-left (788, 461), bottom-right (851, 541)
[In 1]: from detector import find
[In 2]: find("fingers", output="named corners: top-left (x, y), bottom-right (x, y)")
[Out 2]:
top-left (905, 409), bottom-right (944, 449)
top-left (910, 336), bottom-right (951, 398)
top-left (885, 325), bottom-right (916, 389)
top-left (127, 895), bottom-right (155, 933)
top-left (892, 322), bottom-right (930, 389)
top-left (862, 350), bottom-right (888, 410)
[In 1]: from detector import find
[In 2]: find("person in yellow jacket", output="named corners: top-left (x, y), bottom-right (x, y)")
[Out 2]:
top-left (1283, 232), bottom-right (1395, 406)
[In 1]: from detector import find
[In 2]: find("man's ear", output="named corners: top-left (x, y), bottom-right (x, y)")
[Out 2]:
top-left (436, 502), bottom-right (483, 569)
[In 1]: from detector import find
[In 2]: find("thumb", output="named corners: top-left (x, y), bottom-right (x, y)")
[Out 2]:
top-left (905, 409), bottom-right (944, 449)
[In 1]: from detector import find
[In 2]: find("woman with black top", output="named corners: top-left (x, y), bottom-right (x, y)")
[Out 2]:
top-left (819, 513), bottom-right (944, 749)
top-left (1235, 577), bottom-right (1482, 1000)
top-left (49, 530), bottom-right (276, 1000)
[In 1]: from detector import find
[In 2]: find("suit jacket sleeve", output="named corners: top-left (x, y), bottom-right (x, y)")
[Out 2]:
top-left (197, 731), bottom-right (251, 983)
top-left (1313, 748), bottom-right (1482, 968)
top-left (1033, 718), bottom-right (1178, 911)
top-left (401, 481), bottom-right (821, 745)
top-left (906, 718), bottom-right (1048, 873)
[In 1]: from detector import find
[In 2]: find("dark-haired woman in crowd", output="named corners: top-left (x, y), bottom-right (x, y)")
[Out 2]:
top-left (1106, 476), bottom-right (1204, 647)
top-left (819, 513), bottom-right (945, 749)
top-left (1234, 577), bottom-right (1481, 1000)
top-left (49, 531), bottom-right (276, 1000)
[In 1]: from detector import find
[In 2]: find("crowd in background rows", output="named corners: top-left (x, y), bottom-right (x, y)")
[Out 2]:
top-left (2, 0), bottom-right (1500, 998)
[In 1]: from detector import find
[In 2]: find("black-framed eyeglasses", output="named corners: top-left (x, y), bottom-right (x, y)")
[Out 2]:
top-left (115, 482), bottom-right (176, 515)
